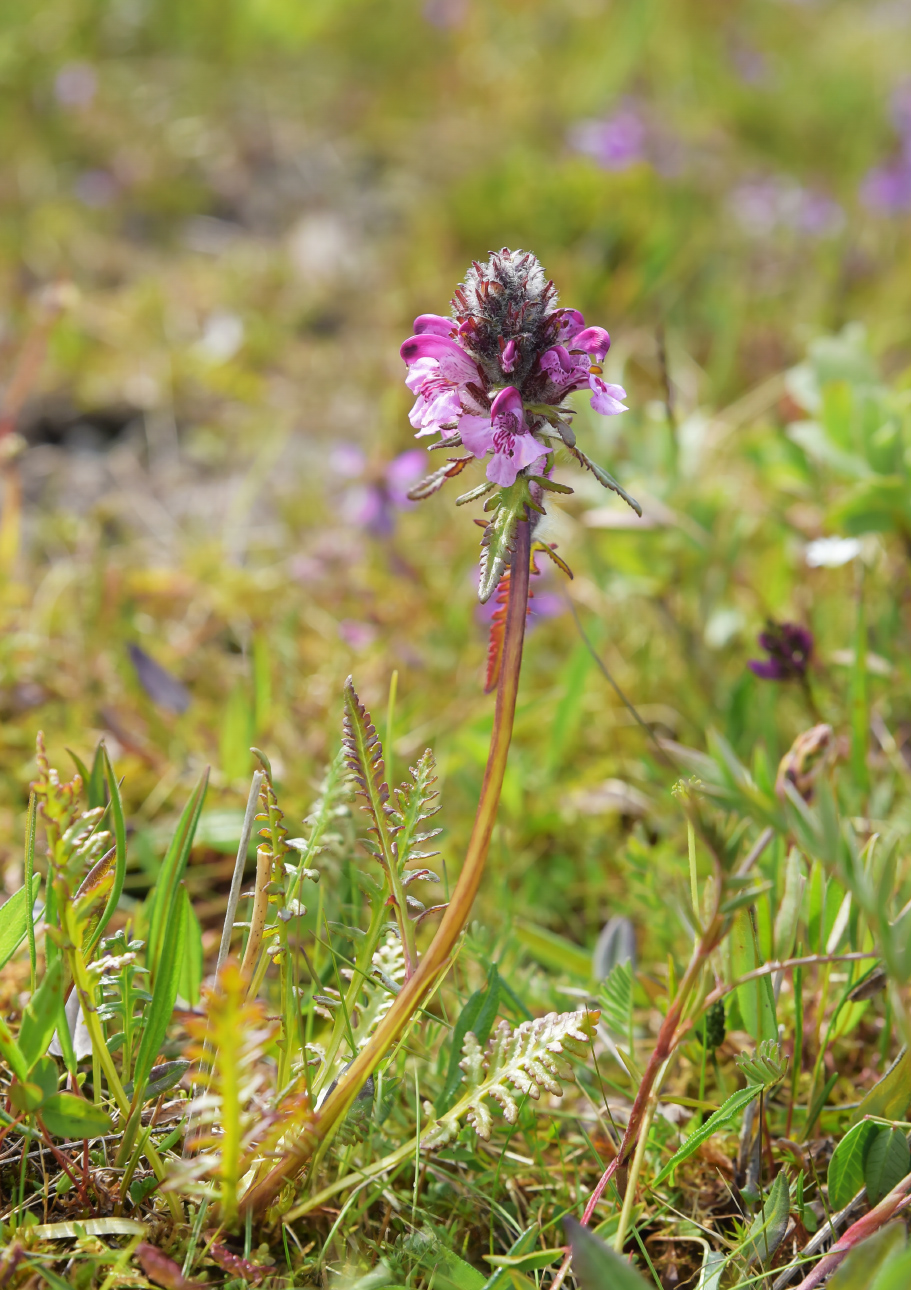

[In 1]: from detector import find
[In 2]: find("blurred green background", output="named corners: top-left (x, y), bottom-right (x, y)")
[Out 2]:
top-left (2, 0), bottom-right (911, 956)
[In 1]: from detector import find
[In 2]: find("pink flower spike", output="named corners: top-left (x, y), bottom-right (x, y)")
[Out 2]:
top-left (400, 333), bottom-right (470, 365)
top-left (501, 339), bottom-right (518, 373)
top-left (574, 326), bottom-right (611, 361)
top-left (413, 313), bottom-right (453, 336)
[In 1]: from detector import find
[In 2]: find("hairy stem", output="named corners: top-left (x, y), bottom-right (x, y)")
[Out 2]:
top-left (240, 515), bottom-right (533, 1217)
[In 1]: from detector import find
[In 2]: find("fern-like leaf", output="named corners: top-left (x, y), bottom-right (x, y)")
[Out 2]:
top-left (599, 961), bottom-right (633, 1050)
top-left (421, 1008), bottom-right (599, 1148)
top-left (407, 455), bottom-right (474, 501)
top-left (567, 445), bottom-right (641, 516)
top-left (342, 679), bottom-right (395, 871)
top-left (167, 963), bottom-right (310, 1226)
top-left (478, 479), bottom-right (541, 603)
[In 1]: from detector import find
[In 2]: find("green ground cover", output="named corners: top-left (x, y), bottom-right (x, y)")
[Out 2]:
top-left (3, 2), bottom-right (911, 1287)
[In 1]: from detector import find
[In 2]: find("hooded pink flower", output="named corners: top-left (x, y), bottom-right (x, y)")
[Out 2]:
top-left (400, 315), bottom-right (481, 438)
top-left (459, 386), bottom-right (546, 486)
top-left (539, 322), bottom-right (627, 417)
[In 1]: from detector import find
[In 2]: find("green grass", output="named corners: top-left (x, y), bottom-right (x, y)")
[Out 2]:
top-left (3, 2), bottom-right (911, 1286)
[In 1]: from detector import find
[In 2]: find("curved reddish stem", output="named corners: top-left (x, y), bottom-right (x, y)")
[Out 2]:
top-left (241, 516), bottom-right (533, 1217)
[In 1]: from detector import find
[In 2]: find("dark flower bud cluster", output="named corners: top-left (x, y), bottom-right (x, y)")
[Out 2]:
top-left (748, 621), bottom-right (814, 682)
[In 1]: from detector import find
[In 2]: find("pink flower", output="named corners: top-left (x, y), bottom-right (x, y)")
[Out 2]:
top-left (400, 326), bottom-right (481, 438)
top-left (539, 325), bottom-right (627, 417)
top-left (459, 387), bottom-right (546, 486)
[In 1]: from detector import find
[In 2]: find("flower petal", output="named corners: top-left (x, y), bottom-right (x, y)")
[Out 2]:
top-left (458, 415), bottom-right (495, 458)
top-left (401, 333), bottom-right (471, 365)
top-left (413, 313), bottom-right (453, 336)
top-left (490, 385), bottom-right (524, 421)
top-left (555, 309), bottom-right (586, 342)
top-left (589, 377), bottom-right (628, 416)
top-left (574, 326), bottom-right (611, 361)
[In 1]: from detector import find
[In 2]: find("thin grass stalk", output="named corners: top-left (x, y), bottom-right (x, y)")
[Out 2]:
top-left (240, 514), bottom-right (533, 1217)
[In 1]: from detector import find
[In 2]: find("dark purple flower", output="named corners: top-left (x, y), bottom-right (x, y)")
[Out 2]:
top-left (748, 622), bottom-right (813, 681)
top-left (128, 644), bottom-right (191, 714)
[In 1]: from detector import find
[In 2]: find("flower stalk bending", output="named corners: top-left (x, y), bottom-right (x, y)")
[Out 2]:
top-left (240, 515), bottom-right (533, 1217)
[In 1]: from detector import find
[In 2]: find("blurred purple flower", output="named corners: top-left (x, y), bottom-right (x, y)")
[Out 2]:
top-left (338, 619), bottom-right (377, 650)
top-left (55, 62), bottom-right (97, 108)
top-left (860, 82), bottom-right (911, 215)
top-left (423, 0), bottom-right (467, 27)
top-left (569, 110), bottom-right (647, 172)
top-left (861, 160), bottom-right (911, 214)
top-left (333, 446), bottom-right (427, 536)
top-left (730, 178), bottom-right (843, 238)
top-left (748, 622), bottom-right (813, 681)
top-left (328, 444), bottom-right (366, 478)
top-left (74, 170), bottom-right (118, 208)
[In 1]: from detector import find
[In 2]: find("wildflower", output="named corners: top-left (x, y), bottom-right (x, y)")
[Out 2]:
top-left (400, 248), bottom-right (636, 599)
top-left (748, 621), bottom-right (813, 681)
top-left (568, 109), bottom-right (647, 172)
top-left (459, 386), bottom-right (546, 486)
top-left (331, 445), bottom-right (426, 536)
top-left (400, 248), bottom-right (627, 477)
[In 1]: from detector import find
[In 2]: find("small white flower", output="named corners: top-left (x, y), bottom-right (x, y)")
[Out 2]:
top-left (805, 536), bottom-right (862, 568)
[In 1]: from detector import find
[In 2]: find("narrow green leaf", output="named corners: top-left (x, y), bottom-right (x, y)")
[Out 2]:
top-left (564, 1217), bottom-right (650, 1290)
top-left (514, 921), bottom-right (591, 980)
top-left (132, 883), bottom-right (190, 1105)
top-left (480, 1229), bottom-right (539, 1290)
top-left (18, 958), bottom-right (64, 1070)
top-left (178, 896), bottom-right (203, 1006)
top-left (147, 769), bottom-right (209, 978)
top-left (741, 1170), bottom-right (790, 1266)
top-left (851, 571), bottom-right (869, 794)
top-left (40, 1092), bottom-right (113, 1139)
top-left (851, 1049), bottom-right (911, 1126)
top-left (864, 1126), bottom-right (911, 1205)
top-left (773, 848), bottom-right (806, 962)
top-left (31, 1265), bottom-right (76, 1290)
top-left (0, 875), bottom-right (41, 971)
top-left (654, 1084), bottom-right (760, 1186)
top-left (124, 1059), bottom-right (191, 1103)
top-left (827, 1120), bottom-right (877, 1210)
top-left (85, 744), bottom-right (127, 956)
top-left (0, 1011), bottom-right (29, 1083)
top-left (478, 481), bottom-right (537, 603)
top-left (730, 908), bottom-right (777, 1044)
top-left (484, 1252), bottom-right (565, 1273)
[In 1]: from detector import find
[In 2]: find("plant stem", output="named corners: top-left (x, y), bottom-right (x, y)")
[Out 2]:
top-left (239, 515), bottom-right (533, 1217)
